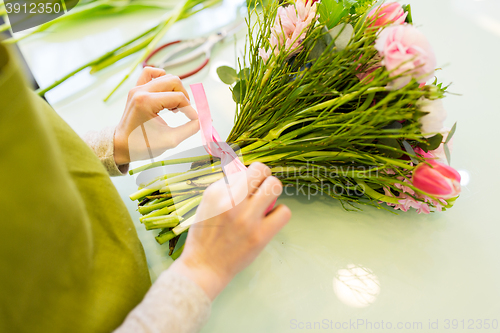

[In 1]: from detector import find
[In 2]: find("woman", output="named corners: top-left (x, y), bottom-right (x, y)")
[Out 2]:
top-left (0, 42), bottom-right (291, 333)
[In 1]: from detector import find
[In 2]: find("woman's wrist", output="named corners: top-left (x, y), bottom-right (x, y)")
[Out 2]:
top-left (113, 128), bottom-right (130, 166)
top-left (168, 256), bottom-right (231, 301)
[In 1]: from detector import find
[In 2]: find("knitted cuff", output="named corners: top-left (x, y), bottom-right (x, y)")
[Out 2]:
top-left (83, 127), bottom-right (129, 176)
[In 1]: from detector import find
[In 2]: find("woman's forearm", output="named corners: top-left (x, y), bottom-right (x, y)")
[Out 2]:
top-left (113, 268), bottom-right (212, 333)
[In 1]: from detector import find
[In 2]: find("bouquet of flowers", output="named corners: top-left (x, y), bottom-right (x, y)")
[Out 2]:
top-left (129, 0), bottom-right (461, 256)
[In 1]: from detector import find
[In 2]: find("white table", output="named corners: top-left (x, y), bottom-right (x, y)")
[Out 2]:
top-left (17, 0), bottom-right (500, 331)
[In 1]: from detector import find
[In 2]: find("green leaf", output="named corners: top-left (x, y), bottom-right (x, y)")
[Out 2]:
top-left (308, 34), bottom-right (329, 61)
top-left (445, 122), bottom-right (457, 144)
top-left (384, 120), bottom-right (403, 130)
top-left (378, 138), bottom-right (403, 158)
top-left (289, 85), bottom-right (309, 100)
top-left (377, 121), bottom-right (403, 158)
top-left (444, 196), bottom-right (458, 208)
top-left (237, 68), bottom-right (250, 81)
top-left (217, 66), bottom-right (238, 85)
top-left (232, 80), bottom-right (247, 104)
top-left (444, 143), bottom-right (451, 165)
top-left (420, 133), bottom-right (443, 152)
top-left (318, 0), bottom-right (350, 30)
top-left (402, 140), bottom-right (418, 164)
top-left (402, 4), bottom-right (413, 24)
top-left (328, 23), bottom-right (354, 52)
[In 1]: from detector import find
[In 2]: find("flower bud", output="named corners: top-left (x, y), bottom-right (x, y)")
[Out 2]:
top-left (368, 2), bottom-right (408, 27)
top-left (412, 160), bottom-right (461, 199)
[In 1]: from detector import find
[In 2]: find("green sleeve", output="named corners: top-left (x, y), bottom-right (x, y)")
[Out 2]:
top-left (0, 43), bottom-right (151, 333)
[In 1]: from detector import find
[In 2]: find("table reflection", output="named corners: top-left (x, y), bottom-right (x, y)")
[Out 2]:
top-left (333, 264), bottom-right (380, 308)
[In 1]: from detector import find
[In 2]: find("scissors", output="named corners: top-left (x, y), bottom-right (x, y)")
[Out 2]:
top-left (142, 21), bottom-right (245, 79)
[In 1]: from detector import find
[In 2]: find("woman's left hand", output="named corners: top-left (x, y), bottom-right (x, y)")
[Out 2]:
top-left (114, 67), bottom-right (200, 165)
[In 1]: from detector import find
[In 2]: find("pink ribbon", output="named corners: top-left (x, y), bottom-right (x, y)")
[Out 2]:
top-left (190, 83), bottom-right (275, 214)
top-left (191, 83), bottom-right (247, 175)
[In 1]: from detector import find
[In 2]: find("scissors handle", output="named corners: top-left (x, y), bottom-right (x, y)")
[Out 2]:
top-left (178, 58), bottom-right (210, 80)
top-left (142, 40), bottom-right (182, 68)
top-left (142, 40), bottom-right (210, 79)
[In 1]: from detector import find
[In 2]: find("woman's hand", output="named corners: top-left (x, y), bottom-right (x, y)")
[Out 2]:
top-left (114, 67), bottom-right (200, 165)
top-left (169, 162), bottom-right (292, 300)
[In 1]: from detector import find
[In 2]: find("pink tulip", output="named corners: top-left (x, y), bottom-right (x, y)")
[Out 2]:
top-left (412, 160), bottom-right (461, 199)
top-left (368, 2), bottom-right (408, 27)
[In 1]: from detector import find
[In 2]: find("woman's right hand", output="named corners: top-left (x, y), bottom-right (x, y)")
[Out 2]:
top-left (169, 162), bottom-right (291, 300)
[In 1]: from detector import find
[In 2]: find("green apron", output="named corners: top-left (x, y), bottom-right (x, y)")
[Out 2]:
top-left (0, 43), bottom-right (151, 332)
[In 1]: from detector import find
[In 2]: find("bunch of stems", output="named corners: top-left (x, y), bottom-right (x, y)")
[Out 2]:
top-left (129, 0), bottom-right (450, 255)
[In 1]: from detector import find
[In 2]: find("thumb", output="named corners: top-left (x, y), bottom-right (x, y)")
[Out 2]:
top-left (168, 119), bottom-right (200, 146)
top-left (175, 104), bottom-right (199, 121)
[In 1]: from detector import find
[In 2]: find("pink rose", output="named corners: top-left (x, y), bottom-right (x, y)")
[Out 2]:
top-left (375, 24), bottom-right (436, 89)
top-left (368, 2), bottom-right (408, 27)
top-left (412, 160), bottom-right (461, 199)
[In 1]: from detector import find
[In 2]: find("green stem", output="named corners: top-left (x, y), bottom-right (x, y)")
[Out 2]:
top-left (260, 61), bottom-right (274, 88)
top-left (104, 0), bottom-right (187, 101)
top-left (160, 181), bottom-right (198, 193)
top-left (139, 171), bottom-right (184, 189)
top-left (130, 163), bottom-right (220, 200)
top-left (171, 243), bottom-right (184, 259)
top-left (5, 0), bottom-right (115, 44)
top-left (36, 25), bottom-right (157, 96)
top-left (139, 194), bottom-right (189, 215)
top-left (156, 230), bottom-right (176, 244)
top-left (139, 194), bottom-right (197, 221)
top-left (146, 189), bottom-right (205, 199)
top-left (173, 196), bottom-right (202, 217)
top-left (36, 60), bottom-right (95, 96)
top-left (129, 154), bottom-right (210, 175)
top-left (143, 215), bottom-right (183, 230)
top-left (90, 34), bottom-right (155, 73)
top-left (240, 139), bottom-right (267, 154)
top-left (140, 204), bottom-right (176, 221)
top-left (0, 22), bottom-right (9, 33)
top-left (159, 164), bottom-right (221, 187)
top-left (90, 0), bottom-right (214, 74)
top-left (187, 171), bottom-right (223, 186)
top-left (298, 151), bottom-right (413, 169)
top-left (271, 165), bottom-right (385, 179)
top-left (172, 214), bottom-right (197, 235)
top-left (130, 180), bottom-right (165, 201)
top-left (245, 152), bottom-right (291, 164)
top-left (356, 180), bottom-right (400, 205)
top-left (155, 202), bottom-right (199, 244)
top-left (297, 87), bottom-right (386, 115)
